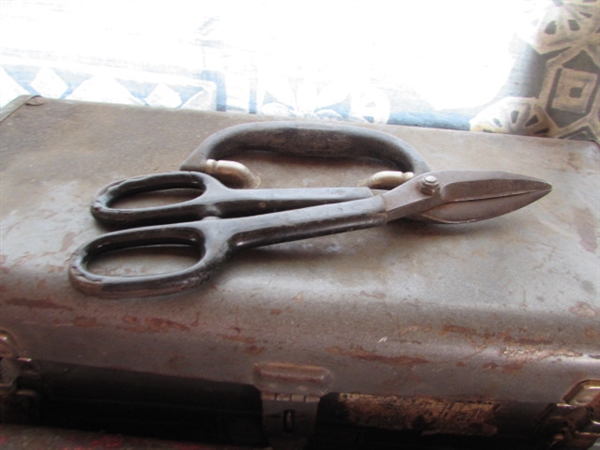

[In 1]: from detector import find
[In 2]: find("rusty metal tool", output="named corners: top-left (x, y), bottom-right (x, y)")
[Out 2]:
top-left (69, 170), bottom-right (551, 298)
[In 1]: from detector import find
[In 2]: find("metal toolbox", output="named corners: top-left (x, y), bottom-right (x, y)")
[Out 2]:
top-left (1, 97), bottom-right (598, 449)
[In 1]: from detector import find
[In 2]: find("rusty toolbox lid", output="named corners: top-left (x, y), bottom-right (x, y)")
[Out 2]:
top-left (1, 97), bottom-right (598, 410)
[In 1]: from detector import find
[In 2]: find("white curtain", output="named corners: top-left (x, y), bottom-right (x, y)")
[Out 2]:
top-left (1, 0), bottom-right (598, 140)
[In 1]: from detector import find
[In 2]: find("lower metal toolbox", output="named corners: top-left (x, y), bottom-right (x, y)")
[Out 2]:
top-left (1, 97), bottom-right (599, 449)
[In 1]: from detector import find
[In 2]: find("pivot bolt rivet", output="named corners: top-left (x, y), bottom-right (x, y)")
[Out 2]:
top-left (419, 175), bottom-right (440, 195)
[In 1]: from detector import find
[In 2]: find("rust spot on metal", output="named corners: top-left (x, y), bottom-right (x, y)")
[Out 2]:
top-left (220, 327), bottom-right (257, 344)
top-left (145, 317), bottom-right (189, 333)
top-left (73, 316), bottom-right (100, 328)
top-left (502, 335), bottom-right (553, 346)
top-left (440, 324), bottom-right (483, 348)
top-left (337, 393), bottom-right (499, 436)
top-left (326, 345), bottom-right (429, 366)
top-left (120, 316), bottom-right (146, 332)
top-left (5, 297), bottom-right (74, 311)
top-left (440, 324), bottom-right (477, 337)
top-left (244, 345), bottom-right (267, 355)
top-left (484, 361), bottom-right (526, 374)
top-left (120, 316), bottom-right (189, 333)
top-left (490, 343), bottom-right (583, 377)
top-left (501, 362), bottom-right (525, 374)
top-left (443, 324), bottom-right (583, 371)
top-left (442, 324), bottom-right (558, 350)
top-left (219, 333), bottom-right (256, 344)
top-left (569, 301), bottom-right (599, 319)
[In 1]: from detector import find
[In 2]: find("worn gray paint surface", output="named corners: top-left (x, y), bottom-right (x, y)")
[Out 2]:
top-left (1, 98), bottom-right (598, 407)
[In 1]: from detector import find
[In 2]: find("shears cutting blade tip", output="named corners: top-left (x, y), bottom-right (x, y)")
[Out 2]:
top-left (409, 170), bottom-right (552, 224)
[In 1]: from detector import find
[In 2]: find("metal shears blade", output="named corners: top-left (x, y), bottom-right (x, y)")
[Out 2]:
top-left (394, 170), bottom-right (552, 223)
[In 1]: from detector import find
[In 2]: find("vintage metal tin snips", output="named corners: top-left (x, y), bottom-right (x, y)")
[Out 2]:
top-left (68, 122), bottom-right (552, 298)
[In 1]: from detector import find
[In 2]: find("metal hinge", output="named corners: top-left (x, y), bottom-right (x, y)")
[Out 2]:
top-left (253, 362), bottom-right (331, 450)
top-left (0, 329), bottom-right (40, 424)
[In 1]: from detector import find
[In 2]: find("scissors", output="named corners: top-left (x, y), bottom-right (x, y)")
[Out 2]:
top-left (69, 170), bottom-right (551, 298)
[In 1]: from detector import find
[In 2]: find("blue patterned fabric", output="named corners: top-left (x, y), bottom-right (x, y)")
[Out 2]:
top-left (1, 0), bottom-right (598, 141)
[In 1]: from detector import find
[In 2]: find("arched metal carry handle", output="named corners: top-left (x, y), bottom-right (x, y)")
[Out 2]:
top-left (91, 171), bottom-right (211, 227)
top-left (181, 122), bottom-right (430, 187)
top-left (68, 224), bottom-right (231, 298)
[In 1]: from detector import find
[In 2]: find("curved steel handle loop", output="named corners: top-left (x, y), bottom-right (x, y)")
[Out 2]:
top-left (181, 122), bottom-right (430, 187)
top-left (68, 224), bottom-right (230, 298)
top-left (91, 171), bottom-right (221, 227)
top-left (91, 171), bottom-right (377, 229)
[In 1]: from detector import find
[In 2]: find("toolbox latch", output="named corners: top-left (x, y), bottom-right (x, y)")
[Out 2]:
top-left (0, 330), bottom-right (40, 424)
top-left (254, 362), bottom-right (331, 450)
top-left (535, 379), bottom-right (600, 449)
